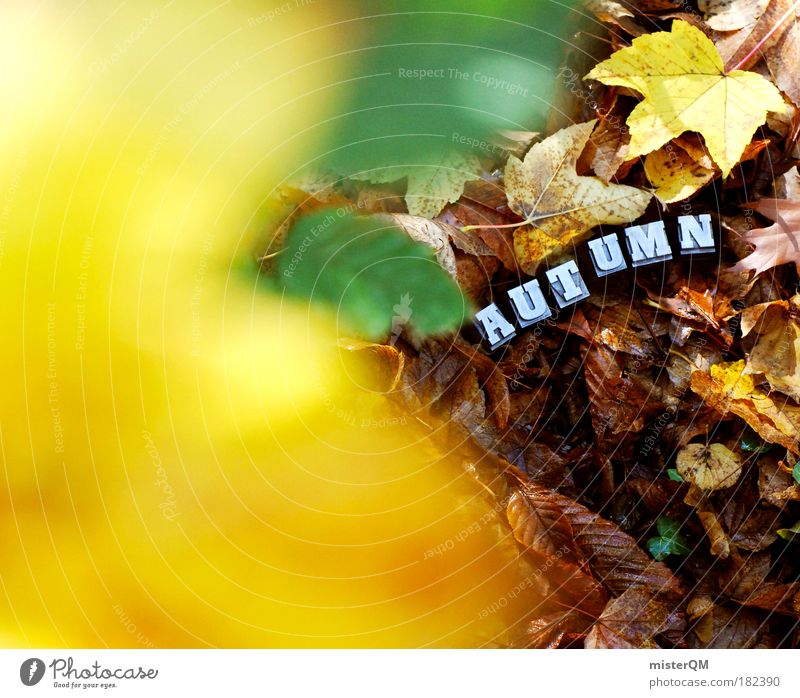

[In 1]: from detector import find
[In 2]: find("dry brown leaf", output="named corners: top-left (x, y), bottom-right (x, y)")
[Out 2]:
top-left (676, 442), bottom-right (743, 490)
top-left (697, 509), bottom-right (733, 559)
top-left (517, 484), bottom-right (685, 600)
top-left (378, 214), bottom-right (459, 278)
top-left (730, 199), bottom-right (800, 275)
top-left (506, 489), bottom-right (579, 561)
top-left (740, 295), bottom-right (800, 401)
top-left (585, 587), bottom-right (686, 648)
top-left (699, 0), bottom-right (771, 31)
top-left (504, 120), bottom-right (651, 274)
top-left (690, 605), bottom-right (765, 648)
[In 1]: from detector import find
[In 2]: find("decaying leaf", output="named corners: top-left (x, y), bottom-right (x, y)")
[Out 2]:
top-left (507, 489), bottom-right (579, 561)
top-left (585, 588), bottom-right (685, 648)
top-left (516, 484), bottom-right (685, 600)
top-left (351, 151), bottom-right (482, 219)
top-left (504, 120), bottom-right (651, 274)
top-left (676, 442), bottom-right (743, 490)
top-left (699, 0), bottom-right (771, 31)
top-left (730, 199), bottom-right (800, 275)
top-left (690, 360), bottom-right (800, 454)
top-left (377, 214), bottom-right (460, 278)
top-left (586, 20), bottom-right (786, 176)
top-left (740, 295), bottom-right (800, 401)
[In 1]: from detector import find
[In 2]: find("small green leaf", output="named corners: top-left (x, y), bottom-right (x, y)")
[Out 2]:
top-left (647, 516), bottom-right (691, 560)
top-left (792, 462), bottom-right (800, 485)
top-left (667, 468), bottom-right (683, 482)
top-left (278, 210), bottom-right (471, 340)
top-left (741, 428), bottom-right (772, 454)
top-left (777, 520), bottom-right (800, 541)
top-left (647, 536), bottom-right (672, 561)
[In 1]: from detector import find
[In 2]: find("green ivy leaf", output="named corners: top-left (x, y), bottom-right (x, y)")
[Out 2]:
top-left (647, 516), bottom-right (691, 561)
top-left (793, 462), bottom-right (800, 485)
top-left (278, 210), bottom-right (471, 340)
top-left (777, 520), bottom-right (800, 541)
top-left (667, 468), bottom-right (683, 482)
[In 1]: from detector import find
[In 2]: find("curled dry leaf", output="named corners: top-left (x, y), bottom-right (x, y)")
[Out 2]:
top-left (586, 20), bottom-right (786, 176)
top-left (676, 442), bottom-right (743, 491)
top-left (506, 489), bottom-right (579, 562)
top-left (690, 360), bottom-right (800, 454)
top-left (378, 214), bottom-right (459, 279)
top-left (504, 120), bottom-right (651, 274)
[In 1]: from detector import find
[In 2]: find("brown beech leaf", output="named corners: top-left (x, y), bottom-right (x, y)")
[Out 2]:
top-left (504, 120), bottom-right (651, 274)
top-left (690, 361), bottom-right (800, 453)
top-left (585, 588), bottom-right (685, 648)
top-left (506, 489), bottom-right (579, 561)
top-left (517, 484), bottom-right (685, 600)
top-left (676, 442), bottom-right (743, 491)
top-left (730, 199), bottom-right (800, 275)
top-left (740, 295), bottom-right (800, 401)
top-left (690, 605), bottom-right (766, 648)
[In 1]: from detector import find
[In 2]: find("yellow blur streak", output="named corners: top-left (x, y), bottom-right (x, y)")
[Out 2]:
top-left (0, 1), bottom-right (541, 647)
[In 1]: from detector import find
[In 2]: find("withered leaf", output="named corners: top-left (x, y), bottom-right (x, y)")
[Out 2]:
top-left (730, 199), bottom-right (800, 276)
top-left (504, 120), bottom-right (651, 274)
top-left (676, 442), bottom-right (743, 491)
top-left (585, 587), bottom-right (686, 649)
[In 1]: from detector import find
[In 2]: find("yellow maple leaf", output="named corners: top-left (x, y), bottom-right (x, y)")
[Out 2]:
top-left (504, 120), bottom-right (651, 274)
top-left (586, 20), bottom-right (786, 177)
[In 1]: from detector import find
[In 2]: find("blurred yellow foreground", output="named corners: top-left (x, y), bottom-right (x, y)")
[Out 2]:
top-left (0, 0), bottom-right (539, 647)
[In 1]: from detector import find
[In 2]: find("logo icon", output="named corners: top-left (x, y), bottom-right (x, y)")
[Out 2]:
top-left (20, 658), bottom-right (45, 686)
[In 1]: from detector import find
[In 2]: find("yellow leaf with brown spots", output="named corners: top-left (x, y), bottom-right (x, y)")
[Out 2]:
top-left (677, 442), bottom-right (743, 490)
top-left (586, 20), bottom-right (786, 177)
top-left (644, 144), bottom-right (716, 203)
top-left (505, 120), bottom-right (651, 275)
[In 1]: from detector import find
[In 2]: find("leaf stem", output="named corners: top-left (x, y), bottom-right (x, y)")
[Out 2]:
top-left (461, 217), bottom-right (534, 232)
top-left (729, 0), bottom-right (800, 72)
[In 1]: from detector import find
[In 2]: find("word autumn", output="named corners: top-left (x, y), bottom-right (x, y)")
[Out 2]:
top-left (475, 214), bottom-right (715, 349)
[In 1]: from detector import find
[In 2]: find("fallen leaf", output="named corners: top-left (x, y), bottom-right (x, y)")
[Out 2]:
top-left (697, 509), bottom-right (733, 558)
top-left (585, 587), bottom-right (685, 648)
top-left (504, 120), bottom-right (651, 274)
top-left (740, 295), bottom-right (800, 400)
top-left (699, 0), bottom-right (771, 31)
top-left (586, 20), bottom-right (786, 176)
top-left (351, 151), bottom-right (482, 219)
top-left (517, 484), bottom-right (685, 600)
top-left (730, 199), bottom-right (800, 275)
top-left (690, 605), bottom-right (765, 647)
top-left (506, 489), bottom-right (579, 561)
top-left (676, 442), bottom-right (743, 490)
top-left (644, 143), bottom-right (716, 203)
top-left (377, 214), bottom-right (459, 278)
top-left (690, 360), bottom-right (800, 453)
